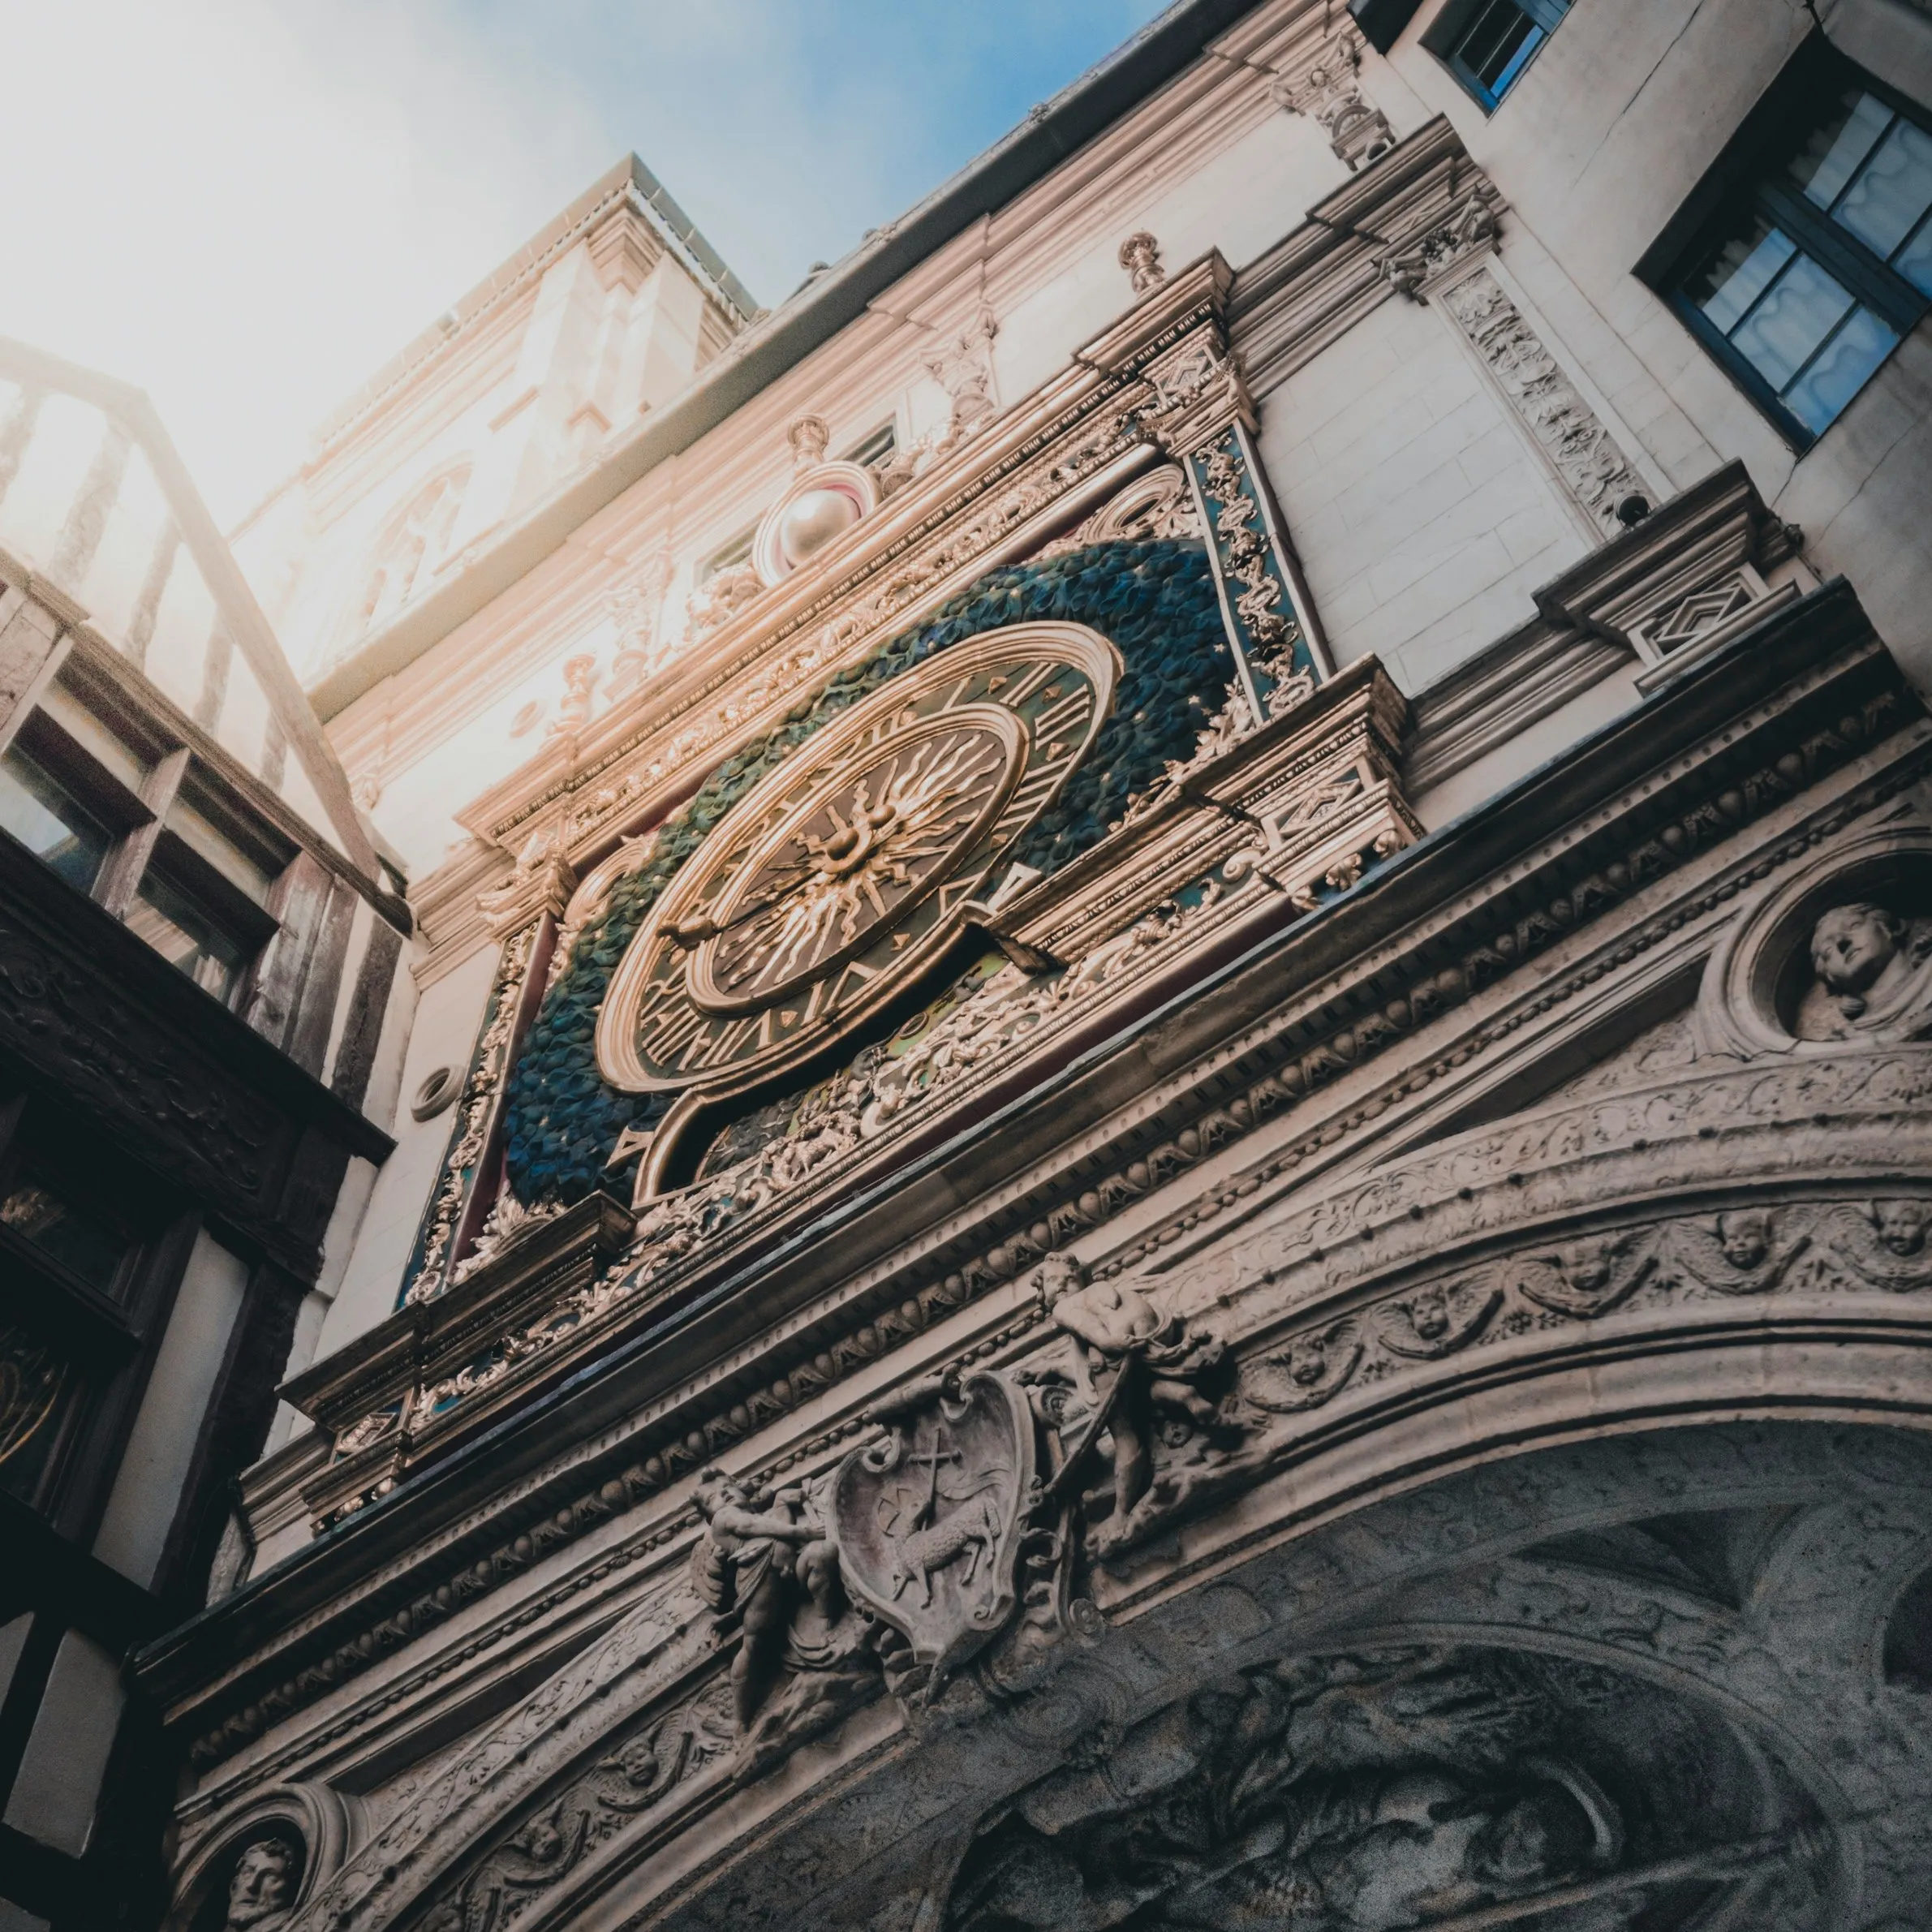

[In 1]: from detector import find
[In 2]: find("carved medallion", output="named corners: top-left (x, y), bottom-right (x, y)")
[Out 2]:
top-left (596, 625), bottom-right (1117, 1112)
top-left (830, 1370), bottom-right (1037, 1696)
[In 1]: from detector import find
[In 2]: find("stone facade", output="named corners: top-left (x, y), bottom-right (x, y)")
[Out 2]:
top-left (115, 3), bottom-right (1932, 1931)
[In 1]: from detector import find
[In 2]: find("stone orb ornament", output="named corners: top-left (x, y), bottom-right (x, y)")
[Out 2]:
top-left (777, 485), bottom-right (862, 569)
top-left (752, 458), bottom-right (879, 586)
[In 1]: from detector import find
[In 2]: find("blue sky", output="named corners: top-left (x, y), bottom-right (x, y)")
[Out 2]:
top-left (0, 0), bottom-right (1168, 520)
top-left (428, 2), bottom-right (1173, 305)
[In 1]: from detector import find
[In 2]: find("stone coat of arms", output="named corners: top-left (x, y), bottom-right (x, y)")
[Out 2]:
top-left (830, 1370), bottom-right (1036, 1697)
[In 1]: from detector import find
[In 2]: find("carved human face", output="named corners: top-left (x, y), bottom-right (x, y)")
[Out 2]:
top-left (1717, 1213), bottom-right (1771, 1269)
top-left (1811, 903), bottom-right (1901, 995)
top-left (1563, 1241), bottom-right (1619, 1293)
top-left (1408, 1293), bottom-right (1451, 1341)
top-left (225, 1841), bottom-right (294, 1929)
top-left (613, 1736), bottom-right (663, 1788)
top-left (522, 1818), bottom-right (563, 1863)
top-left (1873, 1201), bottom-right (1931, 1256)
top-left (1035, 1256), bottom-right (1085, 1309)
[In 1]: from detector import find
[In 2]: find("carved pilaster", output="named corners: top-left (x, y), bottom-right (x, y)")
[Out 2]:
top-left (1122, 278), bottom-right (1333, 725)
top-left (396, 909), bottom-right (557, 1307)
top-left (1270, 27), bottom-right (1396, 173)
top-left (1433, 263), bottom-right (1651, 540)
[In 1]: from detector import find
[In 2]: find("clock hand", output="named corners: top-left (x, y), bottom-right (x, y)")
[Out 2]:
top-left (666, 854), bottom-right (821, 948)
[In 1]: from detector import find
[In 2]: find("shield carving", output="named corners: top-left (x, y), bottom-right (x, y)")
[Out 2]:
top-left (830, 1370), bottom-right (1035, 1694)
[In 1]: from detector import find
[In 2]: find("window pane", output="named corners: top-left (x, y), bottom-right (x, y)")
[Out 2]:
top-left (1455, 1), bottom-right (1544, 96)
top-left (1784, 304), bottom-right (1900, 432)
top-left (1894, 211), bottom-right (1932, 297)
top-left (1791, 89), bottom-right (1892, 209)
top-left (1692, 219), bottom-right (1797, 333)
top-left (1835, 117), bottom-right (1932, 265)
top-left (0, 1171), bottom-right (131, 1292)
top-left (0, 746), bottom-right (112, 893)
top-left (1731, 252), bottom-right (1857, 389)
top-left (127, 869), bottom-right (247, 1002)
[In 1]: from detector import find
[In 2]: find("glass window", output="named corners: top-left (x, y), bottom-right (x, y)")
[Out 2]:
top-left (0, 742), bottom-right (114, 892)
top-left (0, 1168), bottom-right (131, 1293)
top-left (127, 867), bottom-right (248, 1002)
top-left (1431, 0), bottom-right (1570, 111)
top-left (1652, 51), bottom-right (1932, 447)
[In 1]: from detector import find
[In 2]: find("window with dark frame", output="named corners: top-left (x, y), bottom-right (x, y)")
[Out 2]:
top-left (0, 1096), bottom-right (174, 1525)
top-left (843, 421), bottom-right (898, 471)
top-left (1425, 0), bottom-right (1571, 112)
top-left (1642, 38), bottom-right (1932, 448)
top-left (0, 700), bottom-right (282, 1006)
top-left (0, 738), bottom-right (121, 893)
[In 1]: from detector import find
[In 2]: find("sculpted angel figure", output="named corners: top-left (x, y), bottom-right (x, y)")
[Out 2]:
top-left (691, 1469), bottom-right (828, 1729)
top-left (1796, 900), bottom-right (1932, 1042)
top-left (1033, 1254), bottom-right (1228, 1543)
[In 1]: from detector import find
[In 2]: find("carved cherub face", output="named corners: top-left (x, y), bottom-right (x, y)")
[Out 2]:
top-left (1033, 1254), bottom-right (1086, 1310)
top-left (1872, 1200), bottom-right (1931, 1256)
top-left (695, 1470), bottom-right (747, 1519)
top-left (521, 1818), bottom-right (564, 1864)
top-left (1406, 1293), bottom-right (1450, 1341)
top-left (1292, 1338), bottom-right (1329, 1385)
top-left (225, 1841), bottom-right (295, 1929)
top-left (1811, 903), bottom-right (1903, 996)
top-left (1716, 1211), bottom-right (1771, 1269)
top-left (612, 1735), bottom-right (663, 1788)
top-left (1561, 1239), bottom-right (1623, 1293)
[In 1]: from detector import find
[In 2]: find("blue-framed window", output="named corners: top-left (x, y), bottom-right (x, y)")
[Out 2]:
top-left (1641, 39), bottom-right (1932, 448)
top-left (1426, 0), bottom-right (1571, 112)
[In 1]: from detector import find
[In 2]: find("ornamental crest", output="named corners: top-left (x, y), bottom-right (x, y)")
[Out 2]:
top-left (830, 1369), bottom-right (1037, 1696)
top-left (594, 624), bottom-right (1117, 1124)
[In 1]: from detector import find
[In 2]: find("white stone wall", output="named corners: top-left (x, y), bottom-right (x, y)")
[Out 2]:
top-left (1254, 287), bottom-right (1585, 693)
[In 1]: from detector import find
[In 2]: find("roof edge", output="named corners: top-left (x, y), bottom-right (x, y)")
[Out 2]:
top-left (310, 0), bottom-right (1268, 721)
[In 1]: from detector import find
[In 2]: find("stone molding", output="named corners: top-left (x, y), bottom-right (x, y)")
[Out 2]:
top-left (1431, 259), bottom-right (1650, 540)
top-left (1268, 24), bottom-right (1396, 173)
top-left (1403, 458), bottom-right (1813, 796)
top-left (139, 583), bottom-right (1925, 1775)
top-left (1228, 116), bottom-right (1497, 395)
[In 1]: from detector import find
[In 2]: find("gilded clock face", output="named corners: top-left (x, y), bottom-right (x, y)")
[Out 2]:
top-left (595, 623), bottom-right (1119, 1099)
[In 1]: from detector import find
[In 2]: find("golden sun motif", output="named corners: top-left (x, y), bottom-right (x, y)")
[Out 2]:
top-left (704, 730), bottom-right (1010, 1005)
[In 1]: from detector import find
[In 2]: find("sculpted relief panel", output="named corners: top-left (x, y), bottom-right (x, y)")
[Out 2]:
top-left (942, 1644), bottom-right (1831, 1932)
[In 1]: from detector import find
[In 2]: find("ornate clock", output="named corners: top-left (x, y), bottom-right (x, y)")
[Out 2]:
top-left (595, 623), bottom-right (1118, 1121)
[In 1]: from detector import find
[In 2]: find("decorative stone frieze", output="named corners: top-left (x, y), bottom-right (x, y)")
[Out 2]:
top-left (1435, 265), bottom-right (1649, 539)
top-left (396, 919), bottom-right (550, 1305)
top-left (154, 582), bottom-right (1926, 1793)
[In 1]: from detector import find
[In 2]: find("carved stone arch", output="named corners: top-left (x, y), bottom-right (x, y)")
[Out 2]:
top-left (638, 1423), bottom-right (1924, 1932)
top-left (166, 1782), bottom-right (356, 1932)
top-left (1700, 820), bottom-right (1932, 1057)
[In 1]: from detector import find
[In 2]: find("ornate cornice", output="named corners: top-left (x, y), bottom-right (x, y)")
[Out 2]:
top-left (137, 580), bottom-right (1924, 1771)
